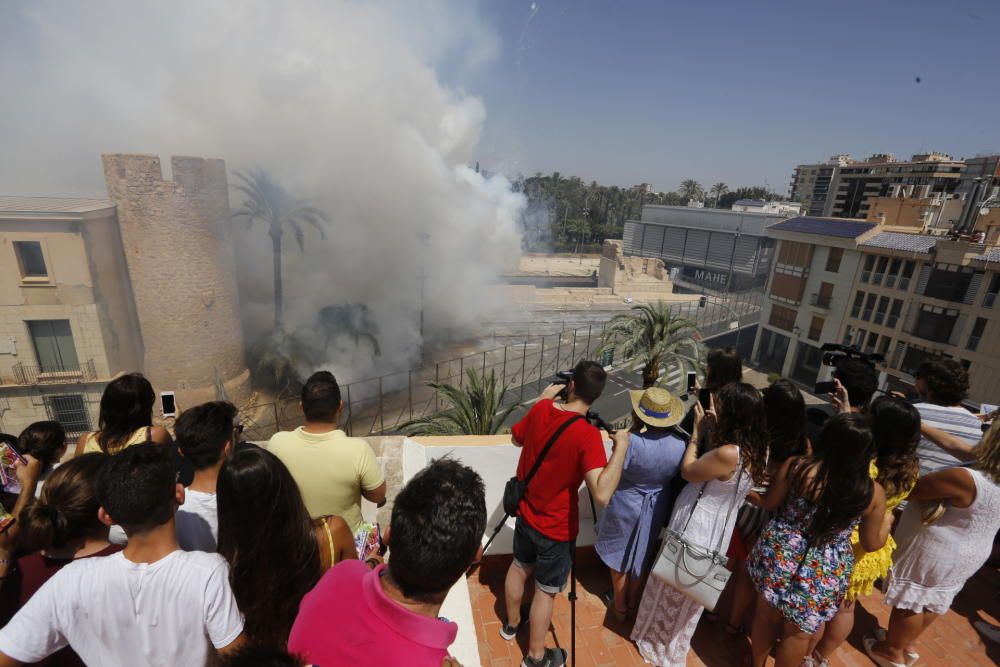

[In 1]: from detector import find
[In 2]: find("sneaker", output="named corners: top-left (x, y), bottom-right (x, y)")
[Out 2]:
top-left (521, 648), bottom-right (567, 667)
top-left (499, 619), bottom-right (521, 641)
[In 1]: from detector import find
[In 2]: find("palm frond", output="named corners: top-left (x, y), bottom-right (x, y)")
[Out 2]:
top-left (398, 369), bottom-right (517, 436)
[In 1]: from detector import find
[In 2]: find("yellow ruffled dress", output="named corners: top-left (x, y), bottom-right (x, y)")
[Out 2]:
top-left (846, 462), bottom-right (914, 600)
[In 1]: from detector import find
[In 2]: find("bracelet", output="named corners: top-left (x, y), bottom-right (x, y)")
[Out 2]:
top-left (365, 558), bottom-right (381, 569)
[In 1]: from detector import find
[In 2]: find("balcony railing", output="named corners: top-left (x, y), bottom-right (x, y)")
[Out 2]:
top-left (10, 359), bottom-right (97, 386)
top-left (885, 275), bottom-right (897, 288)
top-left (872, 272), bottom-right (885, 285)
top-left (985, 292), bottom-right (997, 309)
top-left (810, 293), bottom-right (832, 308)
top-left (861, 270), bottom-right (871, 283)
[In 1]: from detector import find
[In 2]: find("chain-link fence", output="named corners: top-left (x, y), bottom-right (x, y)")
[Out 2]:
top-left (241, 290), bottom-right (763, 440)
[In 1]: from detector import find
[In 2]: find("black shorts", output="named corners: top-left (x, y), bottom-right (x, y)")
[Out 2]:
top-left (511, 517), bottom-right (574, 594)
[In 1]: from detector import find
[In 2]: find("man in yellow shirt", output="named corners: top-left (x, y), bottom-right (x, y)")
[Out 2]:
top-left (268, 371), bottom-right (386, 533)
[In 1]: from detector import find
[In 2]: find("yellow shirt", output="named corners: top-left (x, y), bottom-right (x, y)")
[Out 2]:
top-left (82, 428), bottom-right (152, 454)
top-left (268, 427), bottom-right (384, 533)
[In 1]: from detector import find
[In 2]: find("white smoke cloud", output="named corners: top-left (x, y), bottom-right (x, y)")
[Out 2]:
top-left (0, 0), bottom-right (524, 383)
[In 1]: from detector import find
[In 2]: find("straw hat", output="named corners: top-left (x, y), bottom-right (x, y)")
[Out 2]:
top-left (628, 387), bottom-right (684, 428)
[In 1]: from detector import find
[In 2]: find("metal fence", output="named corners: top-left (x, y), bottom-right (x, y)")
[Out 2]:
top-left (240, 291), bottom-right (764, 440)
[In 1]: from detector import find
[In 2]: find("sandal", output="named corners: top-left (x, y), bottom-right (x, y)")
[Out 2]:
top-left (600, 590), bottom-right (628, 618)
top-left (874, 628), bottom-right (919, 666)
top-left (863, 636), bottom-right (906, 667)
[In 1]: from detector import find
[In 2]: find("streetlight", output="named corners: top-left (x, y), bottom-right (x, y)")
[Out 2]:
top-left (699, 295), bottom-right (742, 350)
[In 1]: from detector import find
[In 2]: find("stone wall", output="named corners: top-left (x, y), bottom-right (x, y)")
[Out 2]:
top-left (102, 154), bottom-right (250, 407)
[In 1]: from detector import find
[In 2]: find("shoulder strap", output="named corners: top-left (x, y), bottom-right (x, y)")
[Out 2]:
top-left (521, 414), bottom-right (585, 489)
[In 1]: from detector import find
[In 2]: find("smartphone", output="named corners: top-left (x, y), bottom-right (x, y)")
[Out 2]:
top-left (698, 388), bottom-right (711, 410)
top-left (815, 381), bottom-right (836, 395)
top-left (686, 371), bottom-right (697, 393)
top-left (160, 391), bottom-right (177, 418)
top-left (0, 442), bottom-right (27, 495)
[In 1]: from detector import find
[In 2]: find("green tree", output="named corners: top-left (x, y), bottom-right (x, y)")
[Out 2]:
top-left (398, 369), bottom-right (518, 435)
top-left (233, 170), bottom-right (329, 326)
top-left (598, 302), bottom-right (704, 388)
top-left (679, 179), bottom-right (705, 204)
top-left (710, 182), bottom-right (729, 208)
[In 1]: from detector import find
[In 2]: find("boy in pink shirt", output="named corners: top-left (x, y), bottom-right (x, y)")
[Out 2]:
top-left (288, 458), bottom-right (486, 666)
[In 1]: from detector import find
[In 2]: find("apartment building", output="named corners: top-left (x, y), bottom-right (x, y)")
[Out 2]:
top-left (0, 196), bottom-right (142, 438)
top-left (751, 217), bottom-right (878, 385)
top-left (791, 153), bottom-right (969, 220)
top-left (843, 233), bottom-right (1000, 404)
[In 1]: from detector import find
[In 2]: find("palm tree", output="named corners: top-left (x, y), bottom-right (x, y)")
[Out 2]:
top-left (679, 179), bottom-right (705, 204)
top-left (598, 302), bottom-right (704, 388)
top-left (398, 369), bottom-right (518, 435)
top-left (710, 182), bottom-right (729, 208)
top-left (232, 170), bottom-right (329, 326)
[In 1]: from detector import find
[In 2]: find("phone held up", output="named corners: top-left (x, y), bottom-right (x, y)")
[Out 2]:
top-left (160, 391), bottom-right (177, 418)
top-left (814, 381), bottom-right (836, 395)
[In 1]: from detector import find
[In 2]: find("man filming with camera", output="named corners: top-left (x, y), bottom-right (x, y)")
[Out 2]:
top-left (501, 360), bottom-right (631, 667)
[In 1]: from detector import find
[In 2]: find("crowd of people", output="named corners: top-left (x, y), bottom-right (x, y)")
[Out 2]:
top-left (0, 350), bottom-right (995, 666)
top-left (501, 354), bottom-right (1000, 667)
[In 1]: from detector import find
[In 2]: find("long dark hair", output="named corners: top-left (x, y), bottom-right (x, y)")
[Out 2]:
top-left (868, 397), bottom-right (921, 499)
top-left (20, 453), bottom-right (109, 553)
top-left (217, 446), bottom-right (320, 650)
top-left (713, 382), bottom-right (767, 484)
top-left (762, 379), bottom-right (808, 463)
top-left (792, 413), bottom-right (875, 542)
top-left (97, 373), bottom-right (155, 453)
top-left (705, 347), bottom-right (743, 392)
top-left (18, 421), bottom-right (67, 471)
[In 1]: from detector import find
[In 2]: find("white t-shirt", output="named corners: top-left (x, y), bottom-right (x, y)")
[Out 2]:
top-left (0, 550), bottom-right (243, 666)
top-left (177, 489), bottom-right (219, 552)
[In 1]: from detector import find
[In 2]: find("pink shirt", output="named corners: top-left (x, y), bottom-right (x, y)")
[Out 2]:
top-left (288, 561), bottom-right (458, 666)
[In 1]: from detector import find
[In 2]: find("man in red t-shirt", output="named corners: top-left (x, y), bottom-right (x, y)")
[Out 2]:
top-left (501, 360), bottom-right (632, 667)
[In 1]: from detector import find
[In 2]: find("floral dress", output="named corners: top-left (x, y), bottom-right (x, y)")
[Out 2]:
top-left (747, 495), bottom-right (857, 634)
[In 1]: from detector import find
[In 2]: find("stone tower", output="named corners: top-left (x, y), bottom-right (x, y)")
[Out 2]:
top-left (102, 154), bottom-right (250, 408)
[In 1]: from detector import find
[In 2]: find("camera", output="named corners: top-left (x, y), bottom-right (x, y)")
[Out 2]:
top-left (553, 369), bottom-right (574, 400)
top-left (820, 343), bottom-right (885, 370)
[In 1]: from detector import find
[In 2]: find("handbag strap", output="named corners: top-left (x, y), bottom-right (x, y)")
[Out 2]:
top-left (677, 452), bottom-right (748, 556)
top-left (521, 414), bottom-right (584, 490)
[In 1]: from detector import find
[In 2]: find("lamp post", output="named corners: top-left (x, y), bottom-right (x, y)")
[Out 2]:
top-left (698, 295), bottom-right (742, 350)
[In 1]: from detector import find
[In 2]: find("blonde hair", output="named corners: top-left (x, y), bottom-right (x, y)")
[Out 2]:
top-left (976, 419), bottom-right (1000, 484)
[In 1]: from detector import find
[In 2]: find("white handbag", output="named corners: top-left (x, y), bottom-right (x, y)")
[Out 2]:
top-left (651, 470), bottom-right (743, 612)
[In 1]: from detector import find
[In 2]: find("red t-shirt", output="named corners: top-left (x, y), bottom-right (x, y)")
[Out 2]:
top-left (511, 400), bottom-right (607, 541)
top-left (288, 561), bottom-right (458, 667)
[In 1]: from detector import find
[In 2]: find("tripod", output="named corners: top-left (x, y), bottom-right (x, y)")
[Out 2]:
top-left (483, 411), bottom-right (614, 667)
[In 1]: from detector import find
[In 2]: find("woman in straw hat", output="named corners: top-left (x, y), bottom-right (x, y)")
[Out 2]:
top-left (595, 387), bottom-right (687, 619)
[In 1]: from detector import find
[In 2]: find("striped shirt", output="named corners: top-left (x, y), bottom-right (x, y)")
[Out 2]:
top-left (913, 402), bottom-right (981, 476)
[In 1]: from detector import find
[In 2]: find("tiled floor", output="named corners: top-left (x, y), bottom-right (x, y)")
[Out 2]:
top-left (467, 549), bottom-right (999, 667)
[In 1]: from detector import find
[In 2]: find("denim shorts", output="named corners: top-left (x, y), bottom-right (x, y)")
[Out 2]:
top-left (512, 517), bottom-right (574, 594)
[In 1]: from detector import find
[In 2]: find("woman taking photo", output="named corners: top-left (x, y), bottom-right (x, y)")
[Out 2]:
top-left (866, 418), bottom-right (1000, 667)
top-left (810, 397), bottom-right (920, 665)
top-left (74, 373), bottom-right (171, 456)
top-left (631, 382), bottom-right (767, 666)
top-left (216, 446), bottom-right (358, 650)
top-left (747, 413), bottom-right (890, 667)
top-left (595, 387), bottom-right (686, 618)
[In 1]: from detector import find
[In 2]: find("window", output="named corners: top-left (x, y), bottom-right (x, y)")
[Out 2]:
top-left (887, 299), bottom-right (903, 328)
top-left (776, 241), bottom-right (813, 269)
top-left (808, 316), bottom-right (824, 341)
top-left (900, 260), bottom-right (915, 291)
top-left (769, 305), bottom-right (797, 332)
top-left (874, 296), bottom-right (890, 325)
top-left (842, 325), bottom-right (855, 346)
top-left (13, 241), bottom-right (48, 279)
top-left (769, 273), bottom-right (807, 304)
top-left (912, 305), bottom-right (958, 344)
top-left (855, 328), bottom-right (868, 347)
top-left (873, 256), bottom-right (888, 285)
top-left (878, 336), bottom-right (891, 356)
top-left (811, 282), bottom-right (834, 308)
top-left (985, 273), bottom-right (1000, 308)
top-left (968, 317), bottom-right (987, 351)
top-left (27, 320), bottom-right (79, 373)
top-left (825, 247), bottom-right (843, 273)
top-left (850, 291), bottom-right (864, 318)
top-left (862, 293), bottom-right (877, 321)
top-left (865, 332), bottom-right (878, 353)
top-left (924, 263), bottom-right (974, 301)
top-left (886, 258), bottom-right (901, 288)
top-left (861, 255), bottom-right (875, 283)
top-left (44, 395), bottom-right (90, 438)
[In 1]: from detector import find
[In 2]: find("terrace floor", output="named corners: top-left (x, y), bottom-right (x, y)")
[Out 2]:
top-left (468, 549), bottom-right (999, 667)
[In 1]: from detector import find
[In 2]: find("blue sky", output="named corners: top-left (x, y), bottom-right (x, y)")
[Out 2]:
top-left (455, 0), bottom-right (999, 194)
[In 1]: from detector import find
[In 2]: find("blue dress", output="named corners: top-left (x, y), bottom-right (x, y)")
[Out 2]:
top-left (595, 430), bottom-right (685, 578)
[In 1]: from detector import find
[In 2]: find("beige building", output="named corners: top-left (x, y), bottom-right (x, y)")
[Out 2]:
top-left (0, 196), bottom-right (142, 437)
top-left (0, 154), bottom-right (251, 439)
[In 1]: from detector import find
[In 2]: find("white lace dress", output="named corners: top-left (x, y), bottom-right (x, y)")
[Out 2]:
top-left (630, 458), bottom-right (752, 666)
top-left (884, 468), bottom-right (1000, 614)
